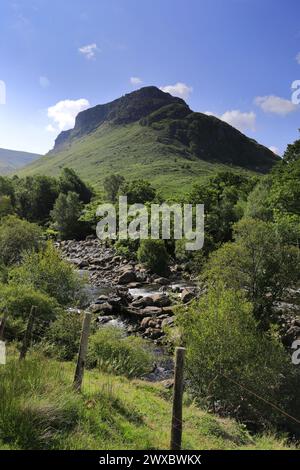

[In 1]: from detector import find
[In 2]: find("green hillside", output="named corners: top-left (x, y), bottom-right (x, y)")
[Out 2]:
top-left (0, 354), bottom-right (294, 451)
top-left (0, 148), bottom-right (41, 176)
top-left (18, 122), bottom-right (234, 197)
top-left (18, 87), bottom-right (279, 197)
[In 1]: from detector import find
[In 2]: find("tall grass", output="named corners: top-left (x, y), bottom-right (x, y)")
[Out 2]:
top-left (0, 356), bottom-right (81, 449)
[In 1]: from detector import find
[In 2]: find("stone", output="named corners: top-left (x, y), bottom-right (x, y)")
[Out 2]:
top-left (149, 293), bottom-right (171, 307)
top-left (91, 302), bottom-right (113, 315)
top-left (181, 289), bottom-right (196, 304)
top-left (118, 270), bottom-right (137, 285)
top-left (140, 306), bottom-right (162, 317)
top-left (140, 317), bottom-right (152, 329)
top-left (162, 306), bottom-right (175, 316)
top-left (131, 296), bottom-right (153, 308)
top-left (154, 277), bottom-right (170, 286)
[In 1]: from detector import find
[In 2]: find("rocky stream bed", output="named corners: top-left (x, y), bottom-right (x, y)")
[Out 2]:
top-left (57, 237), bottom-right (199, 381)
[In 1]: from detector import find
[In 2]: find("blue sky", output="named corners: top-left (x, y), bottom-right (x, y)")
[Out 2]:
top-left (0, 0), bottom-right (300, 155)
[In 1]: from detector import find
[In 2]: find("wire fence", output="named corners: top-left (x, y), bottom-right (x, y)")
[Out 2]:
top-left (0, 307), bottom-right (300, 449)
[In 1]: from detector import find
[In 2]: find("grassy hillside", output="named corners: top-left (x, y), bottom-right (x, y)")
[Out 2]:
top-left (0, 148), bottom-right (41, 175)
top-left (0, 354), bottom-right (295, 451)
top-left (17, 87), bottom-right (277, 198)
top-left (17, 122), bottom-right (252, 198)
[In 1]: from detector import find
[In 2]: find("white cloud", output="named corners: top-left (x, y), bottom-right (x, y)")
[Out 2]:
top-left (130, 76), bottom-right (143, 85)
top-left (296, 52), bottom-right (300, 64)
top-left (160, 82), bottom-right (193, 100)
top-left (254, 95), bottom-right (297, 115)
top-left (46, 124), bottom-right (56, 133)
top-left (269, 146), bottom-right (280, 155)
top-left (79, 43), bottom-right (98, 60)
top-left (39, 76), bottom-right (50, 88)
top-left (205, 110), bottom-right (256, 132)
top-left (47, 99), bottom-right (90, 131)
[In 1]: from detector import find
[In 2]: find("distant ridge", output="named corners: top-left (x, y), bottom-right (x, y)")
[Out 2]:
top-left (0, 148), bottom-right (41, 175)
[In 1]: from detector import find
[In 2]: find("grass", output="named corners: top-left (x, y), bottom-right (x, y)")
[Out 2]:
top-left (0, 353), bottom-right (296, 450)
top-left (17, 122), bottom-right (253, 199)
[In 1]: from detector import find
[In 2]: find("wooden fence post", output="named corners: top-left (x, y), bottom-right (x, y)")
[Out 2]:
top-left (170, 347), bottom-right (186, 451)
top-left (19, 306), bottom-right (37, 360)
top-left (73, 312), bottom-right (92, 392)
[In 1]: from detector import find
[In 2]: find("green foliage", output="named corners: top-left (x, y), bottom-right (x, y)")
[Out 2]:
top-left (120, 178), bottom-right (156, 204)
top-left (137, 239), bottom-right (169, 275)
top-left (0, 357), bottom-right (82, 449)
top-left (0, 195), bottom-right (14, 217)
top-left (189, 171), bottom-right (255, 250)
top-left (14, 175), bottom-right (59, 223)
top-left (0, 215), bottom-right (43, 266)
top-left (87, 327), bottom-right (154, 378)
top-left (0, 283), bottom-right (59, 340)
top-left (1, 354), bottom-right (291, 450)
top-left (244, 176), bottom-right (273, 221)
top-left (43, 310), bottom-right (83, 361)
top-left (59, 168), bottom-right (93, 204)
top-left (104, 174), bottom-right (125, 203)
top-left (282, 133), bottom-right (300, 164)
top-left (115, 239), bottom-right (139, 259)
top-left (9, 242), bottom-right (84, 306)
top-left (51, 191), bottom-right (83, 240)
top-left (176, 285), bottom-right (297, 430)
top-left (203, 218), bottom-right (300, 328)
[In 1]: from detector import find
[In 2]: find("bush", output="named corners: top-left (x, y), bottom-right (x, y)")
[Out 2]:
top-left (44, 311), bottom-right (86, 361)
top-left (0, 284), bottom-right (60, 341)
top-left (137, 239), bottom-right (169, 275)
top-left (115, 239), bottom-right (139, 260)
top-left (87, 327), bottom-right (154, 378)
top-left (0, 215), bottom-right (43, 265)
top-left (9, 242), bottom-right (85, 306)
top-left (176, 284), bottom-right (299, 432)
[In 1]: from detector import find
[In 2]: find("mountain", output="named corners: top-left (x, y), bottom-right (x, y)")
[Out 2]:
top-left (0, 148), bottom-right (41, 175)
top-left (18, 87), bottom-right (279, 196)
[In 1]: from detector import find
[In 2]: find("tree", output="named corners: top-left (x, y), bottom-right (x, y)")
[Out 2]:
top-left (104, 174), bottom-right (125, 203)
top-left (51, 192), bottom-right (83, 240)
top-left (120, 179), bottom-right (156, 204)
top-left (189, 171), bottom-right (255, 249)
top-left (0, 215), bottom-right (43, 266)
top-left (203, 218), bottom-right (300, 328)
top-left (59, 168), bottom-right (93, 204)
top-left (14, 175), bottom-right (59, 223)
top-left (282, 132), bottom-right (300, 164)
top-left (176, 284), bottom-right (297, 430)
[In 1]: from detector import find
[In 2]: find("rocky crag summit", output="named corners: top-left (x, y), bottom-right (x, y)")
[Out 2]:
top-left (18, 87), bottom-right (280, 193)
top-left (52, 86), bottom-right (277, 171)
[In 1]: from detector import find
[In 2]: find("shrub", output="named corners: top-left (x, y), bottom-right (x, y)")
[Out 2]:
top-left (137, 239), bottom-right (169, 275)
top-left (44, 311), bottom-right (86, 361)
top-left (0, 215), bottom-right (43, 266)
top-left (115, 239), bottom-right (139, 260)
top-left (176, 284), bottom-right (299, 431)
top-left (87, 327), bottom-right (154, 378)
top-left (0, 284), bottom-right (60, 341)
top-left (9, 242), bottom-right (85, 306)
